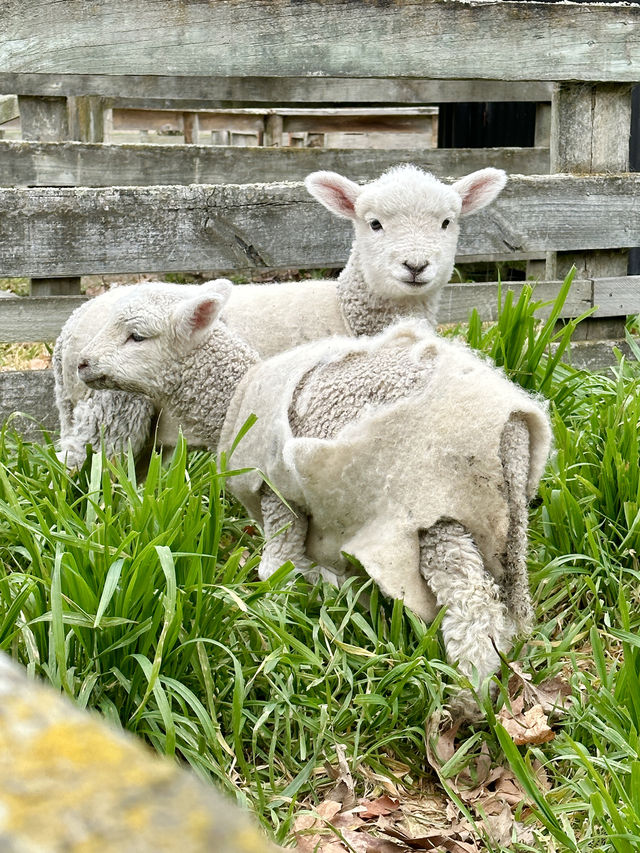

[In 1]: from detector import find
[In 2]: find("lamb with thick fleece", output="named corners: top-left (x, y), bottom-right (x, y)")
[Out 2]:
top-left (55, 164), bottom-right (506, 466)
top-left (77, 280), bottom-right (551, 708)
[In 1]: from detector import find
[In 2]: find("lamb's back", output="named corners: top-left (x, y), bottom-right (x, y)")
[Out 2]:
top-left (222, 279), bottom-right (346, 358)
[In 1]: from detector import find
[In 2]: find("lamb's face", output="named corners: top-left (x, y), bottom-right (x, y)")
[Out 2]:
top-left (305, 165), bottom-right (507, 301)
top-left (77, 280), bottom-right (232, 400)
top-left (353, 173), bottom-right (462, 299)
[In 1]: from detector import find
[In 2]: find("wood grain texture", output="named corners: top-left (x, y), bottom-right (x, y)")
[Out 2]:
top-left (0, 74), bottom-right (554, 103)
top-left (0, 141), bottom-right (550, 187)
top-left (0, 369), bottom-right (58, 439)
top-left (0, 175), bottom-right (639, 277)
top-left (0, 95), bottom-right (18, 125)
top-left (593, 276), bottom-right (640, 318)
top-left (0, 295), bottom-right (86, 341)
top-left (1, 2), bottom-right (640, 83)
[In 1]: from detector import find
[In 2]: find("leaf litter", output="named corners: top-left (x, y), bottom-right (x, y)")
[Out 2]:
top-left (293, 668), bottom-right (573, 851)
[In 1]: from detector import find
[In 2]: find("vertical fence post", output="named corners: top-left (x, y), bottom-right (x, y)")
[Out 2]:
top-left (182, 112), bottom-right (200, 144)
top-left (549, 83), bottom-right (632, 339)
top-left (263, 113), bottom-right (283, 147)
top-left (18, 96), bottom-right (106, 296)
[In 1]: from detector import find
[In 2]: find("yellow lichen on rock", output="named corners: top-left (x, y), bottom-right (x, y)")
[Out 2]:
top-left (0, 654), bottom-right (280, 852)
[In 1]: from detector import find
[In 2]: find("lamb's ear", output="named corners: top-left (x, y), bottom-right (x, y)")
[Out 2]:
top-left (304, 171), bottom-right (362, 219)
top-left (173, 281), bottom-right (232, 343)
top-left (452, 168), bottom-right (507, 216)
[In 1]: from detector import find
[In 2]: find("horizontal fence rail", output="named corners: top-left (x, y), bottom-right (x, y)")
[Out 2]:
top-left (2, 1), bottom-right (640, 83)
top-left (0, 176), bottom-right (639, 277)
top-left (0, 141), bottom-right (551, 187)
top-left (0, 75), bottom-right (555, 104)
top-left (0, 279), bottom-right (604, 344)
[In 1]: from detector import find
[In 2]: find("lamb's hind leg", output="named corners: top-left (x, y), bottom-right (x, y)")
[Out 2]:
top-left (499, 415), bottom-right (534, 633)
top-left (258, 486), bottom-right (314, 581)
top-left (419, 521), bottom-right (516, 711)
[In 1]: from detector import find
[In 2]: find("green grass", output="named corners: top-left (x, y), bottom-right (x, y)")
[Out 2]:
top-left (2, 270), bottom-right (640, 850)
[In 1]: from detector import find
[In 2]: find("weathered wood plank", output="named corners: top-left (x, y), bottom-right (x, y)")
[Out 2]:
top-left (0, 295), bottom-right (86, 341)
top-left (18, 96), bottom-right (70, 142)
top-left (2, 2), bottom-right (640, 83)
top-left (438, 279), bottom-right (593, 325)
top-left (0, 141), bottom-right (550, 186)
top-left (0, 74), bottom-right (554, 104)
top-left (112, 107), bottom-right (438, 136)
top-left (549, 81), bottom-right (631, 342)
top-left (0, 176), bottom-right (638, 277)
top-left (551, 83), bottom-right (632, 175)
top-left (593, 276), bottom-right (640, 319)
top-left (0, 369), bottom-right (57, 439)
top-left (0, 95), bottom-right (18, 126)
top-left (0, 279), bottom-right (599, 344)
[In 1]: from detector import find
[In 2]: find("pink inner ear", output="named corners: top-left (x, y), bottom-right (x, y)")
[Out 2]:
top-left (456, 169), bottom-right (506, 215)
top-left (191, 298), bottom-right (218, 332)
top-left (312, 177), bottom-right (359, 218)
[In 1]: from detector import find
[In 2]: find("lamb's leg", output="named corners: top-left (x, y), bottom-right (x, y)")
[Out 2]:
top-left (58, 391), bottom-right (155, 469)
top-left (419, 521), bottom-right (516, 715)
top-left (259, 486), bottom-right (314, 581)
top-left (499, 415), bottom-right (534, 633)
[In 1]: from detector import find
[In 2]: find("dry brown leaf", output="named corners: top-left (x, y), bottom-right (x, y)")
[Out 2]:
top-left (357, 796), bottom-right (402, 820)
top-left (425, 709), bottom-right (461, 774)
top-left (25, 356), bottom-right (51, 370)
top-left (383, 824), bottom-right (480, 852)
top-left (506, 661), bottom-right (573, 716)
top-left (498, 702), bottom-right (555, 745)
top-left (480, 802), bottom-right (515, 846)
top-left (324, 744), bottom-right (357, 809)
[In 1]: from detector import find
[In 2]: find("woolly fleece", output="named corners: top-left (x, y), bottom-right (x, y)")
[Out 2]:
top-left (220, 320), bottom-right (551, 623)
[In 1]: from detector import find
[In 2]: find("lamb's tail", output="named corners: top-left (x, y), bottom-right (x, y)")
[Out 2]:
top-left (499, 414), bottom-right (534, 633)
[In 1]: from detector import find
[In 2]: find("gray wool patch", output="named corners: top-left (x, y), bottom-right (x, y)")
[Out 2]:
top-left (337, 252), bottom-right (438, 337)
top-left (288, 342), bottom-right (436, 440)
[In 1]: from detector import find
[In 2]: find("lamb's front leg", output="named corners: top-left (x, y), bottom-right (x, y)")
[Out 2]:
top-left (419, 521), bottom-right (516, 714)
top-left (258, 486), bottom-right (314, 581)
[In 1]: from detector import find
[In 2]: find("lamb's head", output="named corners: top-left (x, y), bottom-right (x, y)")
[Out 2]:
top-left (77, 279), bottom-right (233, 400)
top-left (305, 165), bottom-right (506, 300)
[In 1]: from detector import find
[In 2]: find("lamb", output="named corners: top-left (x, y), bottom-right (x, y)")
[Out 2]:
top-left (54, 164), bottom-right (506, 467)
top-left (76, 280), bottom-right (551, 710)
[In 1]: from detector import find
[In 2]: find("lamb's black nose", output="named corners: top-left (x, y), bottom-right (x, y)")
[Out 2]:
top-left (77, 359), bottom-right (89, 371)
top-left (403, 261), bottom-right (428, 278)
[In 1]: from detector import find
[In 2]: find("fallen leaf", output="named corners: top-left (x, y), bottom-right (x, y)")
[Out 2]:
top-left (480, 802), bottom-right (514, 846)
top-left (357, 796), bottom-right (401, 819)
top-left (506, 662), bottom-right (573, 717)
top-left (324, 744), bottom-right (357, 809)
top-left (425, 708), bottom-right (461, 774)
top-left (498, 703), bottom-right (555, 745)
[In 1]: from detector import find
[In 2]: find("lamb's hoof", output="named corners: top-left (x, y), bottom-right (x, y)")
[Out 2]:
top-left (447, 688), bottom-right (485, 723)
top-left (56, 448), bottom-right (84, 471)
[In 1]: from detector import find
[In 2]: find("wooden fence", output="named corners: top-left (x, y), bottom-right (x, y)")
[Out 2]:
top-left (1, 0), bottom-right (640, 437)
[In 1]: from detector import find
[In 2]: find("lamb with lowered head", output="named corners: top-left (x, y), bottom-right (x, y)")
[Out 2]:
top-left (76, 279), bottom-right (551, 712)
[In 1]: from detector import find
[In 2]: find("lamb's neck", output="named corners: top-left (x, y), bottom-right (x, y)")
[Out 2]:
top-left (162, 327), bottom-right (259, 449)
top-left (337, 245), bottom-right (439, 335)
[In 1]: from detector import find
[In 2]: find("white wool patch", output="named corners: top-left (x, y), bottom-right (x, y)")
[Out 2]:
top-left (220, 321), bottom-right (551, 622)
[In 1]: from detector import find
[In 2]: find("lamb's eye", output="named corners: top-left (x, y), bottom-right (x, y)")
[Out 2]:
top-left (369, 219), bottom-right (383, 232)
top-left (441, 218), bottom-right (451, 230)
top-left (127, 331), bottom-right (146, 343)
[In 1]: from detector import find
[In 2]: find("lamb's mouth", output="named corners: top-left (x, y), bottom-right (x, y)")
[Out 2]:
top-left (397, 277), bottom-right (432, 290)
top-left (78, 365), bottom-right (109, 388)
